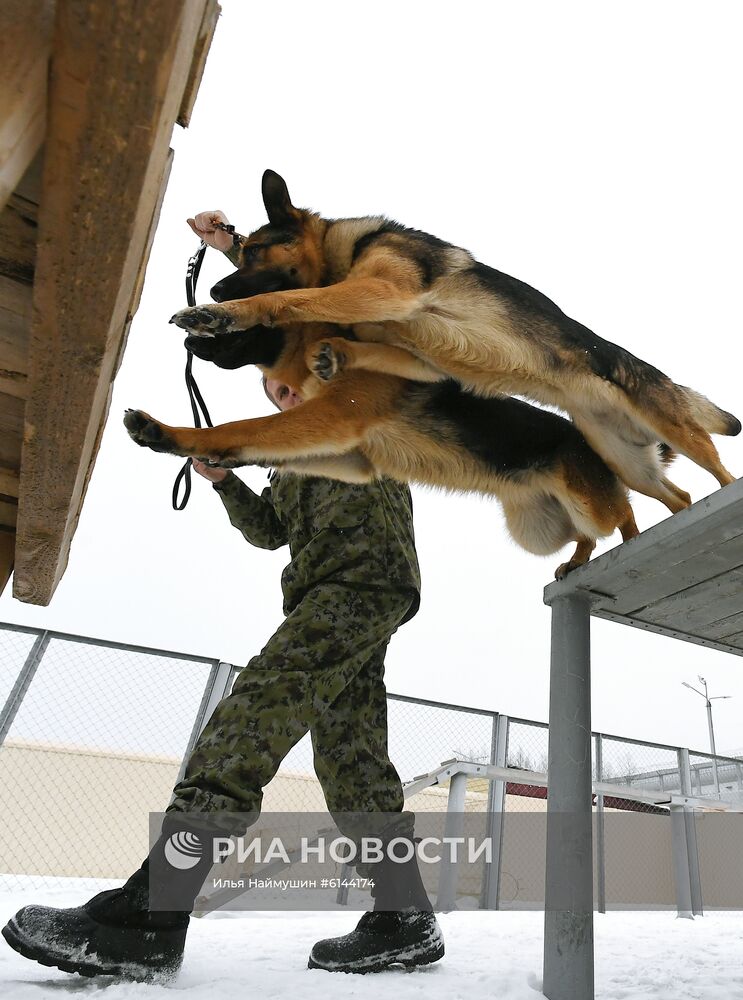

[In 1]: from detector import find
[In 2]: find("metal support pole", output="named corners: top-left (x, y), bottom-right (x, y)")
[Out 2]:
top-left (0, 630), bottom-right (51, 748)
top-left (436, 770), bottom-right (468, 911)
top-left (678, 748), bottom-right (703, 916)
top-left (172, 661), bottom-right (235, 789)
top-left (670, 805), bottom-right (693, 919)
top-left (480, 714), bottom-right (508, 909)
top-left (543, 592), bottom-right (594, 1000)
top-left (595, 734), bottom-right (606, 914)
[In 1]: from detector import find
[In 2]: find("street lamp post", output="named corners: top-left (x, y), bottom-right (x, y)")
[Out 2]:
top-left (681, 676), bottom-right (732, 797)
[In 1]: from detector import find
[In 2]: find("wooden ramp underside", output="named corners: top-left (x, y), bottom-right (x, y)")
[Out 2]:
top-left (0, 0), bottom-right (219, 605)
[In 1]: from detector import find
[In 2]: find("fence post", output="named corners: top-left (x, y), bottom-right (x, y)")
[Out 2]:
top-left (480, 713), bottom-right (508, 909)
top-left (677, 748), bottom-right (703, 917)
top-left (0, 629), bottom-right (51, 748)
top-left (172, 661), bottom-right (235, 789)
top-left (436, 770), bottom-right (468, 911)
top-left (669, 804), bottom-right (693, 919)
top-left (595, 734), bottom-right (606, 914)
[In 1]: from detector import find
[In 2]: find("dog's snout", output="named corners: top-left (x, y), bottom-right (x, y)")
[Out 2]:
top-left (210, 280), bottom-right (226, 302)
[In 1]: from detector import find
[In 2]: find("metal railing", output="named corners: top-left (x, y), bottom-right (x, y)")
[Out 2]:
top-left (1, 621), bottom-right (740, 909)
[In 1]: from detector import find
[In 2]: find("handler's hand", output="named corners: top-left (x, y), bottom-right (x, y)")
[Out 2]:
top-left (192, 458), bottom-right (228, 483)
top-left (187, 211), bottom-right (234, 252)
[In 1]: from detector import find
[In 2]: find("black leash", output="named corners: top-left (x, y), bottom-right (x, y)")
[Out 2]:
top-left (171, 223), bottom-right (244, 510)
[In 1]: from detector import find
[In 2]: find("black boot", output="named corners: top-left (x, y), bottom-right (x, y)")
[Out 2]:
top-left (308, 839), bottom-right (444, 973)
top-left (1, 866), bottom-right (189, 982)
top-left (2, 818), bottom-right (219, 981)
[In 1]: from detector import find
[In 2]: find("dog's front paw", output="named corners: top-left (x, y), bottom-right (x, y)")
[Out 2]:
top-left (308, 340), bottom-right (347, 382)
top-left (169, 305), bottom-right (237, 337)
top-left (124, 409), bottom-right (175, 454)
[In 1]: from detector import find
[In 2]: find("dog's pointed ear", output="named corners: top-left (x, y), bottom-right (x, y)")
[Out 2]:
top-left (262, 170), bottom-right (299, 226)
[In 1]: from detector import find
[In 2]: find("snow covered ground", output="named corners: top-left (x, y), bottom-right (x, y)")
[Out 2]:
top-left (1, 881), bottom-right (742, 999)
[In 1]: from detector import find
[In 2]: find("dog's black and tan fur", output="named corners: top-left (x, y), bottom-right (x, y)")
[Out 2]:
top-left (125, 309), bottom-right (640, 578)
top-left (169, 170), bottom-right (739, 512)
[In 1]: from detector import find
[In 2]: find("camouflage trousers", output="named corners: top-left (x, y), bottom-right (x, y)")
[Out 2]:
top-left (167, 583), bottom-right (417, 863)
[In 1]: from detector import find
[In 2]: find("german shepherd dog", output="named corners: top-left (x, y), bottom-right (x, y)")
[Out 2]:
top-left (169, 171), bottom-right (739, 513)
top-left (124, 306), bottom-right (640, 579)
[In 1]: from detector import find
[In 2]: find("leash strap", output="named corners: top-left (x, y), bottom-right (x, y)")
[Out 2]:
top-left (172, 240), bottom-right (214, 511)
top-left (171, 224), bottom-right (245, 511)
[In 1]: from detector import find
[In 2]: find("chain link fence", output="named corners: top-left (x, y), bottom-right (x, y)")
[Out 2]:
top-left (1, 621), bottom-right (740, 910)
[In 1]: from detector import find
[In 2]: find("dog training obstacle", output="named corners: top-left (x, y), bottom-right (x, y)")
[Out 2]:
top-left (541, 476), bottom-right (743, 1000)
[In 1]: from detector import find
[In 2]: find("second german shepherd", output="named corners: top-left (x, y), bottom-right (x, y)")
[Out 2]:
top-left (170, 171), bottom-right (739, 512)
top-left (124, 314), bottom-right (640, 579)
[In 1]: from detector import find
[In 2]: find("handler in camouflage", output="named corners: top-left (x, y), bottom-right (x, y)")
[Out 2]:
top-left (2, 214), bottom-right (445, 982)
top-left (171, 442), bottom-right (421, 836)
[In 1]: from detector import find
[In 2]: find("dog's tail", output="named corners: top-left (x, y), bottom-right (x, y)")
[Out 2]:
top-left (678, 386), bottom-right (741, 437)
top-left (569, 322), bottom-right (741, 438)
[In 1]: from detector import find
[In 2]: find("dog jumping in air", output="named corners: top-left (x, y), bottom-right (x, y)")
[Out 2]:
top-left (170, 170), bottom-right (739, 512)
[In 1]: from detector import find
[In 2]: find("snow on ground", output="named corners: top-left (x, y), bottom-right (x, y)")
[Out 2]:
top-left (1, 881), bottom-right (742, 999)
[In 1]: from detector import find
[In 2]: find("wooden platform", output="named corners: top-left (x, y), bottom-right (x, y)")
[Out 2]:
top-left (544, 478), bottom-right (743, 655)
top-left (0, 0), bottom-right (220, 605)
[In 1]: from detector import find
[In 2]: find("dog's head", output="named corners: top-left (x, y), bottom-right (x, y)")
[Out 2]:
top-left (210, 170), bottom-right (322, 302)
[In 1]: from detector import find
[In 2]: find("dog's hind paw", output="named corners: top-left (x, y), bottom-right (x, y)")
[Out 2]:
top-left (169, 305), bottom-right (236, 337)
top-left (123, 409), bottom-right (175, 454)
top-left (554, 559), bottom-right (581, 580)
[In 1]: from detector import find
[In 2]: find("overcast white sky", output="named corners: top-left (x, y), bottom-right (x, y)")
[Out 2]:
top-left (2, 0), bottom-right (742, 757)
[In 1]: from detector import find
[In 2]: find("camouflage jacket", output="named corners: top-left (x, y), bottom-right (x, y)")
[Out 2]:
top-left (213, 471), bottom-right (421, 622)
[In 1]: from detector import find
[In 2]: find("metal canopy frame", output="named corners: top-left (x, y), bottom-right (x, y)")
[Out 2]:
top-left (540, 478), bottom-right (743, 1000)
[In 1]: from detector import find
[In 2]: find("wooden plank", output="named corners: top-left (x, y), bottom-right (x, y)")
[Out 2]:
top-left (0, 0), bottom-right (53, 212)
top-left (0, 498), bottom-right (18, 529)
top-left (177, 1), bottom-right (221, 127)
top-left (0, 161), bottom-right (38, 400)
top-left (0, 392), bottom-right (23, 468)
top-left (633, 569), bottom-right (743, 629)
top-left (0, 465), bottom-right (19, 498)
top-left (14, 151), bottom-right (44, 206)
top-left (13, 0), bottom-right (215, 606)
top-left (544, 479), bottom-right (743, 609)
top-left (0, 191), bottom-right (38, 286)
top-left (716, 630), bottom-right (743, 649)
top-left (0, 274), bottom-right (31, 400)
top-left (0, 528), bottom-right (13, 595)
top-left (610, 529), bottom-right (743, 616)
top-left (690, 589), bottom-right (743, 633)
top-left (593, 497), bottom-right (743, 605)
top-left (121, 148), bottom-right (174, 366)
top-left (703, 610), bottom-right (743, 641)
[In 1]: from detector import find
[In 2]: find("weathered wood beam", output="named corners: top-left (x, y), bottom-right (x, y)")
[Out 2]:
top-left (0, 1), bottom-right (53, 213)
top-left (0, 174), bottom-right (39, 400)
top-left (14, 0), bottom-right (219, 605)
top-left (0, 192), bottom-right (37, 286)
top-left (0, 276), bottom-right (31, 401)
top-left (178, 1), bottom-right (221, 128)
top-left (0, 529), bottom-right (14, 595)
top-left (0, 465), bottom-right (20, 499)
top-left (0, 392), bottom-right (23, 470)
top-left (0, 497), bottom-right (18, 530)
